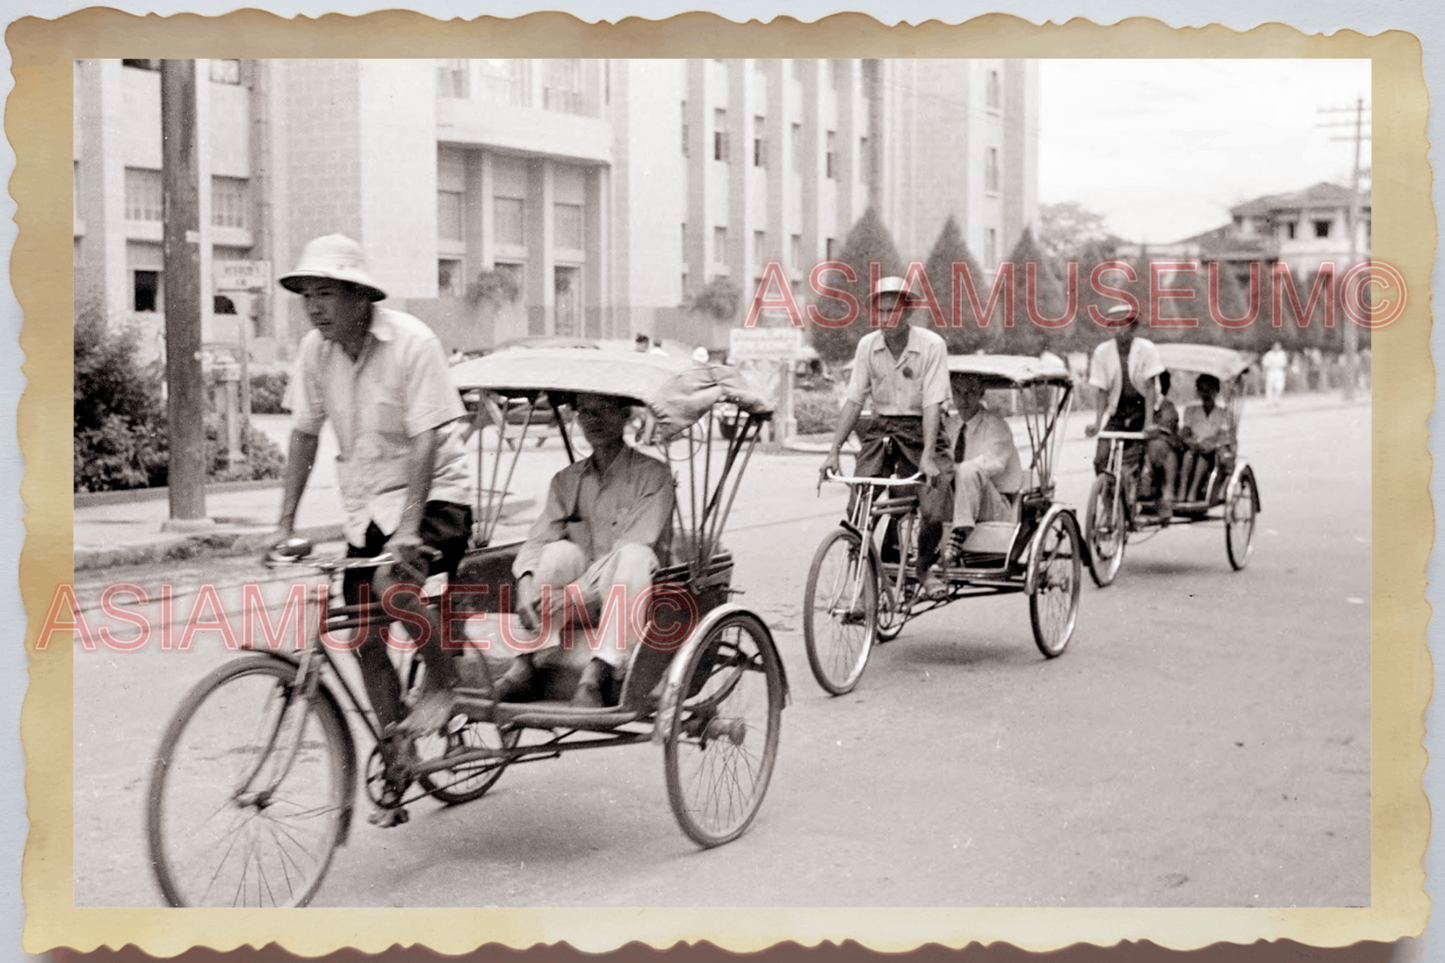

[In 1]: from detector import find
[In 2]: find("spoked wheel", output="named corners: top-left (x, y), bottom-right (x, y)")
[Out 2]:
top-left (664, 611), bottom-right (784, 847)
top-left (1225, 471), bottom-right (1257, 571)
top-left (1085, 473), bottom-right (1127, 587)
top-left (1028, 512), bottom-right (1082, 658)
top-left (147, 656), bottom-right (353, 908)
top-left (803, 528), bottom-right (876, 695)
top-left (404, 657), bottom-right (520, 804)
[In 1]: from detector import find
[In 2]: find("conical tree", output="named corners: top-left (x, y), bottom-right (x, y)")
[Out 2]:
top-left (923, 214), bottom-right (986, 354)
top-left (1004, 227), bottom-right (1066, 357)
top-left (808, 206), bottom-right (905, 363)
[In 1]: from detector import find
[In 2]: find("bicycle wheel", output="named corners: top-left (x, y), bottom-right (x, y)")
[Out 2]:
top-left (1029, 512), bottom-right (1082, 658)
top-left (1225, 471), bottom-right (1257, 571)
top-left (416, 723), bottom-right (521, 805)
top-left (664, 611), bottom-right (784, 847)
top-left (402, 656), bottom-right (521, 805)
top-left (147, 655), bottom-right (353, 907)
top-left (802, 528), bottom-right (876, 695)
top-left (1084, 473), bottom-right (1126, 587)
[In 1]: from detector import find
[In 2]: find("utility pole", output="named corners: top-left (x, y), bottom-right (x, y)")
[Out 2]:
top-left (1317, 97), bottom-right (1371, 401)
top-left (160, 59), bottom-right (210, 526)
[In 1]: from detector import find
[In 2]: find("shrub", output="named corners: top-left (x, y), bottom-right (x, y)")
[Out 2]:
top-left (793, 390), bottom-right (841, 436)
top-left (74, 306), bottom-right (168, 492)
top-left (248, 370), bottom-right (290, 414)
top-left (204, 417), bottom-right (286, 483)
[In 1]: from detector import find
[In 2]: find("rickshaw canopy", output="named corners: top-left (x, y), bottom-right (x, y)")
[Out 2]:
top-left (946, 353), bottom-right (1074, 389)
top-left (1156, 344), bottom-right (1252, 384)
top-left (450, 348), bottom-right (773, 436)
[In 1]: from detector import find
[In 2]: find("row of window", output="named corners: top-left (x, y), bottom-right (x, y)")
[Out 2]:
top-left (436, 59), bottom-right (597, 116)
top-left (686, 105), bottom-right (871, 181)
top-left (437, 193), bottom-right (585, 249)
top-left (119, 168), bottom-right (250, 228)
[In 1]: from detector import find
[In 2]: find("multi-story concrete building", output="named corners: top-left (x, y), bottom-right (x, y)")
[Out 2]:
top-left (73, 58), bottom-right (1038, 360)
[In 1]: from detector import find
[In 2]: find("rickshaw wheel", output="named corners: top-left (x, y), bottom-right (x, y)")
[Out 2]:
top-left (664, 611), bottom-right (784, 847)
top-left (1029, 512), bottom-right (1082, 658)
top-left (1225, 471), bottom-right (1257, 571)
top-left (403, 657), bottom-right (521, 804)
top-left (803, 528), bottom-right (876, 695)
top-left (1085, 474), bottom-right (1126, 587)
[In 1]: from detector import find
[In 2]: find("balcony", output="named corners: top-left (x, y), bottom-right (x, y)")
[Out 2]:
top-left (437, 98), bottom-right (612, 164)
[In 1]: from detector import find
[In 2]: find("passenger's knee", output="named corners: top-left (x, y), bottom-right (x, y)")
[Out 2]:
top-left (537, 540), bottom-right (588, 584)
top-left (613, 543), bottom-right (660, 587)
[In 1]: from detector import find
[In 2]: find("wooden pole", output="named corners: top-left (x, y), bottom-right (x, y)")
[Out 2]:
top-left (161, 59), bottom-right (208, 521)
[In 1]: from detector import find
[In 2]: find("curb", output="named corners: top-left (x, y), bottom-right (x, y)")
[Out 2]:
top-left (74, 523), bottom-right (346, 573)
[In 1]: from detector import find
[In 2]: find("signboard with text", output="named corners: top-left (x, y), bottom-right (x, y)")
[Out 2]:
top-left (729, 327), bottom-right (804, 361)
top-left (213, 260), bottom-right (271, 292)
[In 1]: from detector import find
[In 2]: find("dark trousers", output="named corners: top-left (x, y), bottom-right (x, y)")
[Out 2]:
top-left (343, 501), bottom-right (472, 729)
top-left (855, 416), bottom-right (952, 573)
top-left (1093, 395), bottom-right (1147, 478)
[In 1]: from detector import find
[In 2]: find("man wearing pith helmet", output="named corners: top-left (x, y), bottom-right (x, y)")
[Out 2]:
top-left (270, 234), bottom-right (473, 826)
top-left (1085, 300), bottom-right (1163, 487)
top-left (821, 274), bottom-right (953, 600)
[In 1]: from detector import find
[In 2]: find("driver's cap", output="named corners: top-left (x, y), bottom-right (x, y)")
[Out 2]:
top-left (1104, 302), bottom-right (1138, 321)
top-left (870, 275), bottom-right (911, 304)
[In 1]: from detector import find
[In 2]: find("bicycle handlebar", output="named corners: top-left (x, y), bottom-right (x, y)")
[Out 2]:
top-left (821, 470), bottom-right (925, 487)
top-left (1095, 430), bottom-right (1148, 441)
top-left (264, 549), bottom-right (395, 573)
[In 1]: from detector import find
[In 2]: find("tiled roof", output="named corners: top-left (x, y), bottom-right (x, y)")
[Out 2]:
top-left (1229, 182), bottom-right (1370, 217)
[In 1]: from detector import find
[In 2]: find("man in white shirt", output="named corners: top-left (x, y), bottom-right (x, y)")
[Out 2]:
top-left (946, 372), bottom-right (1022, 562)
top-left (1085, 302), bottom-right (1163, 480)
top-left (1262, 341), bottom-right (1288, 406)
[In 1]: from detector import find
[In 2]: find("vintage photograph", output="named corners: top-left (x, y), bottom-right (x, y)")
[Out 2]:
top-left (61, 54), bottom-right (1380, 913)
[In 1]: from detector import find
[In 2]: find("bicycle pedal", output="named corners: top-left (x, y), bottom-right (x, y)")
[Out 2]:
top-left (445, 714), bottom-right (468, 735)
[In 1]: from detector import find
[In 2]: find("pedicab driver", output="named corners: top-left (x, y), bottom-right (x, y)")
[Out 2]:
top-left (491, 392), bottom-right (676, 708)
top-left (820, 275), bottom-right (952, 600)
top-left (269, 234), bottom-right (474, 823)
top-left (1085, 301), bottom-right (1164, 487)
top-left (945, 372), bottom-right (1022, 562)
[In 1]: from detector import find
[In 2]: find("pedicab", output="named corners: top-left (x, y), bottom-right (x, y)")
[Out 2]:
top-left (1084, 342), bottom-right (1260, 586)
top-left (146, 349), bottom-right (786, 907)
top-left (803, 353), bottom-right (1083, 696)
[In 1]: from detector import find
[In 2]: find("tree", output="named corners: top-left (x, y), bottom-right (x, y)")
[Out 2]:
top-left (1037, 201), bottom-right (1121, 262)
top-left (1002, 227), bottom-right (1065, 357)
top-left (687, 275), bottom-right (743, 323)
top-left (808, 206), bottom-right (905, 363)
top-left (923, 215), bottom-right (986, 354)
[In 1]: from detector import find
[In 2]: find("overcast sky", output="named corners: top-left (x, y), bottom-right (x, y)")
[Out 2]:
top-left (1037, 59), bottom-right (1372, 245)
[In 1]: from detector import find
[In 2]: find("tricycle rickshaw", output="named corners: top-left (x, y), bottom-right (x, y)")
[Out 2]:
top-left (803, 353), bottom-right (1083, 696)
top-left (1084, 342), bottom-right (1260, 586)
top-left (146, 349), bottom-right (787, 907)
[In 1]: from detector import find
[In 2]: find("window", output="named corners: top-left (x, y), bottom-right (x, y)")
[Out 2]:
top-left (986, 69), bottom-right (1001, 109)
top-left (714, 109), bottom-right (729, 162)
top-left (542, 59), bottom-right (584, 114)
top-left (438, 190), bottom-right (464, 241)
top-left (122, 59), bottom-right (159, 71)
top-left (753, 230), bottom-right (766, 263)
top-left (858, 137), bottom-right (869, 183)
top-left (791, 123), bottom-right (803, 174)
top-left (1284, 222), bottom-right (1297, 240)
top-left (438, 259), bottom-right (464, 298)
top-left (494, 197), bottom-right (525, 246)
top-left (211, 176), bottom-right (248, 229)
top-left (437, 59), bottom-right (469, 98)
top-left (753, 116), bottom-right (766, 167)
top-left (681, 101), bottom-right (689, 155)
top-left (1313, 219), bottom-right (1332, 239)
top-left (790, 233), bottom-right (801, 267)
top-left (986, 228), bottom-right (997, 267)
top-left (681, 222), bottom-right (688, 256)
top-left (214, 295), bottom-right (237, 315)
top-left (494, 262), bottom-right (524, 301)
top-left (209, 59), bottom-right (241, 85)
top-left (825, 131), bottom-right (837, 179)
top-left (713, 226), bottom-right (727, 265)
top-left (134, 270), bottom-right (159, 312)
top-left (554, 202), bottom-right (583, 250)
top-left (124, 168), bottom-right (161, 222)
top-left (985, 147), bottom-right (1000, 193)
top-left (825, 237), bottom-right (836, 260)
top-left (479, 59), bottom-right (528, 106)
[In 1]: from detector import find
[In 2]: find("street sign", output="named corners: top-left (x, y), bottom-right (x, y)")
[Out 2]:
top-left (729, 327), bottom-right (804, 361)
top-left (214, 259), bottom-right (271, 292)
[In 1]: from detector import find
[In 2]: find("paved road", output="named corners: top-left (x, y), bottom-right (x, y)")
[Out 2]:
top-left (72, 395), bottom-right (1370, 908)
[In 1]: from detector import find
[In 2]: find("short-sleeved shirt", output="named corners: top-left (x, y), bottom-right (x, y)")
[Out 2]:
top-left (288, 306), bottom-right (471, 546)
top-left (1182, 402), bottom-right (1230, 449)
top-left (844, 326), bottom-right (950, 416)
top-left (1088, 337), bottom-right (1164, 420)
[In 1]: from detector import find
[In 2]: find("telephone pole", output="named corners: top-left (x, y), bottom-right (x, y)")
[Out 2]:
top-left (160, 60), bottom-right (210, 525)
top-left (1317, 97), bottom-right (1370, 401)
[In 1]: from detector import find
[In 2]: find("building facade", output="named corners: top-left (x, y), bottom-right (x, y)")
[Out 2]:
top-left (73, 58), bottom-right (1039, 360)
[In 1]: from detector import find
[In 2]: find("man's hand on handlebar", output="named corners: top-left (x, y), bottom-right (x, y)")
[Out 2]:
top-left (818, 451), bottom-right (842, 493)
top-left (1084, 423), bottom-right (1099, 438)
top-left (379, 531), bottom-right (441, 586)
top-left (265, 532), bottom-right (313, 564)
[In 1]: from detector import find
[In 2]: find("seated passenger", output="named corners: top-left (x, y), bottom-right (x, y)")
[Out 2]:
top-left (1179, 374), bottom-right (1232, 501)
top-left (1142, 370), bottom-right (1182, 524)
top-left (945, 372), bottom-right (1023, 567)
top-left (494, 392), bottom-right (676, 708)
